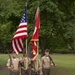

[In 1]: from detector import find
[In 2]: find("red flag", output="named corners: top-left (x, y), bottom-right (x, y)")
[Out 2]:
top-left (31, 7), bottom-right (40, 59)
top-left (12, 8), bottom-right (28, 54)
top-left (31, 7), bottom-right (40, 42)
top-left (31, 41), bottom-right (37, 58)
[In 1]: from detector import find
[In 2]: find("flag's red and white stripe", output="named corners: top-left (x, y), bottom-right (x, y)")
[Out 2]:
top-left (12, 39), bottom-right (23, 54)
top-left (13, 23), bottom-right (27, 39)
top-left (12, 23), bottom-right (27, 54)
top-left (12, 9), bottom-right (27, 54)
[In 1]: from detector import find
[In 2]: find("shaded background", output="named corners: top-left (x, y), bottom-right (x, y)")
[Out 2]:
top-left (0, 0), bottom-right (75, 54)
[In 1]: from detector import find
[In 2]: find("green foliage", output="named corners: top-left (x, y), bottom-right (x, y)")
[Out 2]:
top-left (0, 0), bottom-right (75, 53)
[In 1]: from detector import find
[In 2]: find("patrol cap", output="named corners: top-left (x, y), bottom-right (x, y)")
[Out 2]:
top-left (45, 49), bottom-right (49, 52)
top-left (12, 51), bottom-right (16, 54)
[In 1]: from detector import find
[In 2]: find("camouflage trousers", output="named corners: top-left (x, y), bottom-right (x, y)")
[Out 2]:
top-left (10, 70), bottom-right (19, 75)
top-left (27, 69), bottom-right (39, 75)
top-left (21, 68), bottom-right (34, 75)
top-left (21, 69), bottom-right (28, 75)
top-left (43, 68), bottom-right (50, 75)
top-left (34, 71), bottom-right (39, 75)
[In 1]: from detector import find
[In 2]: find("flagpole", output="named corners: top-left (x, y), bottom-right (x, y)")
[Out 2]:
top-left (36, 41), bottom-right (39, 71)
top-left (25, 0), bottom-right (28, 54)
top-left (30, 6), bottom-right (40, 72)
top-left (36, 7), bottom-right (40, 71)
top-left (26, 39), bottom-right (28, 54)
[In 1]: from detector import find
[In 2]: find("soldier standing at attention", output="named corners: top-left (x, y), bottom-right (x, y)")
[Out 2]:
top-left (40, 49), bottom-right (55, 75)
top-left (19, 52), bottom-right (30, 75)
top-left (6, 52), bottom-right (20, 75)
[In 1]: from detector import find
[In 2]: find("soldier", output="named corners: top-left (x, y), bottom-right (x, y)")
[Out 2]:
top-left (19, 52), bottom-right (30, 75)
top-left (6, 51), bottom-right (20, 75)
top-left (31, 59), bottom-right (40, 75)
top-left (31, 54), bottom-right (40, 75)
top-left (40, 49), bottom-right (55, 75)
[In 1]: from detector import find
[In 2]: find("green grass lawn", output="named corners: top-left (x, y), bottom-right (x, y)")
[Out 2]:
top-left (0, 54), bottom-right (75, 75)
top-left (51, 54), bottom-right (75, 75)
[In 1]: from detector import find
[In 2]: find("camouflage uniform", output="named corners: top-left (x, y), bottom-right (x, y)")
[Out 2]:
top-left (7, 58), bottom-right (20, 75)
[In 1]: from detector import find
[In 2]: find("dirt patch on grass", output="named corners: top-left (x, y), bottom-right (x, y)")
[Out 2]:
top-left (0, 65), bottom-right (9, 74)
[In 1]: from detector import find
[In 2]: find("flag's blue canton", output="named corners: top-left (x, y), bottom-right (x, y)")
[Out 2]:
top-left (20, 10), bottom-right (27, 23)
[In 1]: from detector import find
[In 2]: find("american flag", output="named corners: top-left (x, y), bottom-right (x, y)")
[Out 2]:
top-left (12, 9), bottom-right (27, 54)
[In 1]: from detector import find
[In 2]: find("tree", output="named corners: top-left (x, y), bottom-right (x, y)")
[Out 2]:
top-left (0, 0), bottom-right (75, 53)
